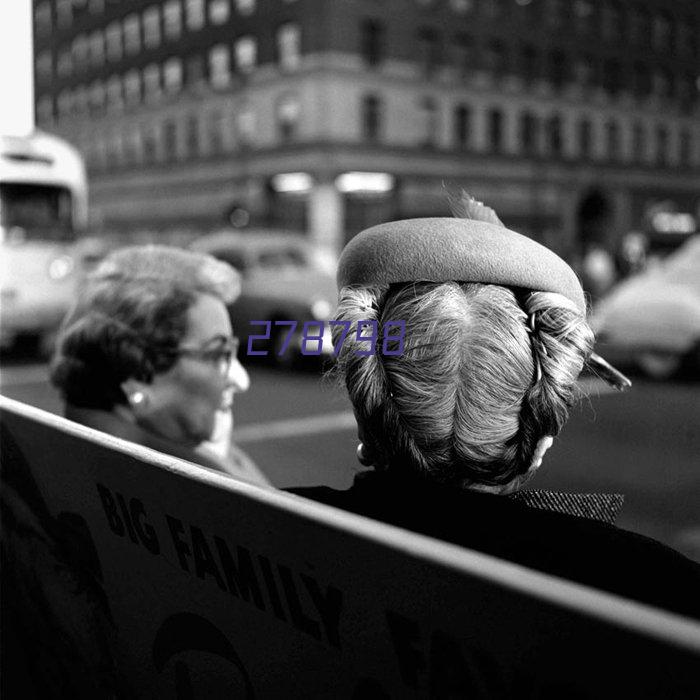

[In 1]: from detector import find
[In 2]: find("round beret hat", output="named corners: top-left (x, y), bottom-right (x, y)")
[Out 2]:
top-left (337, 217), bottom-right (586, 314)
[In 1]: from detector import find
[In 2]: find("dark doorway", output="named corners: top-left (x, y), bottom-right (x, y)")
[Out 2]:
top-left (577, 189), bottom-right (613, 248)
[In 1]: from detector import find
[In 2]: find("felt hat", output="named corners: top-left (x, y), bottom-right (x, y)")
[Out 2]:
top-left (337, 205), bottom-right (630, 390)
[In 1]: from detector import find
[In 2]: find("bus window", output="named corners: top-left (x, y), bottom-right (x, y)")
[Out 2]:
top-left (0, 183), bottom-right (73, 240)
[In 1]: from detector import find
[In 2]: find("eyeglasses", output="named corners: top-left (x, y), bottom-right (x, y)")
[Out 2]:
top-left (169, 335), bottom-right (240, 376)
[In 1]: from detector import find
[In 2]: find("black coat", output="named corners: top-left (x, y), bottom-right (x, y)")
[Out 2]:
top-left (289, 470), bottom-right (700, 620)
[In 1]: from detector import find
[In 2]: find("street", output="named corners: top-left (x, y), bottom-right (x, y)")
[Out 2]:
top-left (1, 359), bottom-right (698, 562)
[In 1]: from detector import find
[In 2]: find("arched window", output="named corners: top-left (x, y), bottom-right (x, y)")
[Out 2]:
top-left (276, 23), bottom-right (302, 71)
top-left (632, 122), bottom-right (645, 163)
top-left (655, 125), bottom-right (668, 167)
top-left (546, 114), bottom-right (562, 156)
top-left (519, 111), bottom-right (538, 155)
top-left (163, 119), bottom-right (178, 160)
top-left (361, 94), bottom-right (382, 142)
top-left (454, 104), bottom-right (471, 149)
top-left (361, 19), bottom-right (385, 67)
top-left (488, 108), bottom-right (503, 152)
top-left (605, 120), bottom-right (620, 161)
top-left (419, 96), bottom-right (439, 147)
top-left (186, 115), bottom-right (200, 158)
top-left (578, 118), bottom-right (592, 158)
top-left (276, 93), bottom-right (301, 142)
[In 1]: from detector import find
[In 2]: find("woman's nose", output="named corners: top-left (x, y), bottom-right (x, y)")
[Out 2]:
top-left (227, 357), bottom-right (250, 393)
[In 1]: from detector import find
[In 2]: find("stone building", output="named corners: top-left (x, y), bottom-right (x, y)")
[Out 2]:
top-left (33, 0), bottom-right (700, 257)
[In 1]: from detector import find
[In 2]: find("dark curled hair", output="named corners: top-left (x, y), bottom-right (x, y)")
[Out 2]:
top-left (50, 245), bottom-right (239, 411)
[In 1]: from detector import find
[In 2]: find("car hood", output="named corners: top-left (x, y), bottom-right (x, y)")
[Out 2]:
top-left (591, 272), bottom-right (700, 353)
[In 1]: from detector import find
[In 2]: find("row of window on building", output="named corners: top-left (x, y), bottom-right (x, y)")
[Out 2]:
top-left (37, 16), bottom-right (301, 81)
top-left (67, 98), bottom-right (696, 172)
top-left (35, 0), bottom-right (296, 33)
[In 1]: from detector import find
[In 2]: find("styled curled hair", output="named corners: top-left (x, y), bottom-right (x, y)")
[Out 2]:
top-left (50, 245), bottom-right (240, 411)
top-left (333, 282), bottom-right (594, 487)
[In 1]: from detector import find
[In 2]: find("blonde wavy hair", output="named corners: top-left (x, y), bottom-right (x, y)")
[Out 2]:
top-left (333, 281), bottom-right (594, 488)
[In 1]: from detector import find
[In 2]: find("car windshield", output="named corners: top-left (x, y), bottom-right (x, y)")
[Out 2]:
top-left (212, 248), bottom-right (249, 273)
top-left (256, 247), bottom-right (307, 270)
top-left (0, 183), bottom-right (73, 241)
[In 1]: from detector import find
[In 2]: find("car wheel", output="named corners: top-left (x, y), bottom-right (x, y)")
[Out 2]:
top-left (636, 352), bottom-right (682, 380)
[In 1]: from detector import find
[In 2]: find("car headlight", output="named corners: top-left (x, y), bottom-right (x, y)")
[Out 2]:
top-left (48, 255), bottom-right (75, 281)
top-left (311, 299), bottom-right (332, 320)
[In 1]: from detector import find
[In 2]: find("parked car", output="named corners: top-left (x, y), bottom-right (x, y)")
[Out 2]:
top-left (590, 235), bottom-right (700, 380)
top-left (190, 230), bottom-right (338, 367)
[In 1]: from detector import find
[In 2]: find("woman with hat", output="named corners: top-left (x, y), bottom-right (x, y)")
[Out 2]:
top-left (50, 245), bottom-right (270, 486)
top-left (290, 196), bottom-right (700, 619)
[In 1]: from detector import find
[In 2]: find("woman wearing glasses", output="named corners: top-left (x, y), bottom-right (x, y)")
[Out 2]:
top-left (50, 245), bottom-right (270, 486)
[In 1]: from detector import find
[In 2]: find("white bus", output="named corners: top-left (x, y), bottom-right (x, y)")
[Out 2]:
top-left (0, 130), bottom-right (89, 352)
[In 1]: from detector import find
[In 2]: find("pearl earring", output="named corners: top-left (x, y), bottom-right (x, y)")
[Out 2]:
top-left (356, 442), bottom-right (374, 467)
top-left (130, 391), bottom-right (145, 406)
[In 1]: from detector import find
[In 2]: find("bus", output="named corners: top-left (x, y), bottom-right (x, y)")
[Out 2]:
top-left (0, 131), bottom-right (89, 352)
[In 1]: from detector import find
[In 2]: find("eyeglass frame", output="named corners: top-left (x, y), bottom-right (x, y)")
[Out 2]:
top-left (160, 335), bottom-right (240, 376)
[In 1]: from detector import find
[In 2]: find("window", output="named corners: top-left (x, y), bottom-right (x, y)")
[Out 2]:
top-left (124, 130), bottom-right (142, 167)
top-left (71, 34), bottom-right (89, 72)
top-left (452, 33), bottom-right (474, 77)
top-left (209, 45), bottom-right (231, 88)
top-left (186, 115), bottom-right (200, 157)
top-left (124, 70), bottom-right (141, 106)
top-left (35, 2), bottom-right (52, 36)
top-left (679, 129), bottom-right (691, 167)
top-left (186, 54), bottom-right (205, 85)
top-left (573, 54), bottom-right (594, 88)
top-left (655, 125), bottom-right (668, 166)
top-left (276, 93), bottom-right (301, 141)
top-left (56, 0), bottom-right (72, 29)
top-left (74, 86), bottom-right (89, 114)
top-left (143, 127), bottom-right (158, 164)
top-left (123, 15), bottom-right (141, 55)
top-left (57, 49), bottom-right (73, 78)
top-left (164, 58), bottom-right (183, 92)
top-left (519, 111), bottom-right (538, 155)
top-left (602, 58), bottom-right (621, 95)
top-left (208, 110), bottom-right (224, 153)
top-left (630, 6), bottom-right (651, 47)
top-left (520, 45), bottom-right (537, 85)
top-left (36, 95), bottom-right (54, 124)
top-left (89, 81), bottom-right (105, 112)
top-left (417, 28), bottom-right (440, 76)
top-left (450, 0), bottom-right (473, 13)
top-left (546, 114), bottom-right (562, 156)
top-left (89, 31), bottom-right (105, 66)
top-left (163, 119), bottom-right (179, 159)
top-left (361, 19), bottom-right (384, 67)
top-left (547, 49), bottom-right (568, 91)
top-left (106, 75), bottom-right (123, 110)
top-left (605, 120), bottom-right (619, 161)
top-left (419, 96), bottom-right (439, 147)
top-left (573, 0), bottom-right (594, 34)
top-left (36, 52), bottom-right (53, 81)
top-left (186, 0), bottom-right (205, 30)
top-left (454, 104), bottom-right (471, 149)
top-left (488, 108), bottom-right (503, 152)
top-left (143, 6), bottom-right (161, 49)
top-left (237, 103), bottom-right (256, 145)
top-left (361, 94), bottom-right (381, 142)
top-left (209, 0), bottom-right (230, 24)
top-left (632, 61), bottom-right (651, 97)
top-left (632, 122), bottom-right (645, 162)
top-left (57, 89), bottom-right (73, 118)
top-left (143, 64), bottom-right (161, 100)
top-left (105, 22), bottom-right (122, 62)
top-left (652, 12), bottom-right (673, 53)
top-left (234, 36), bottom-right (257, 73)
top-left (602, 1), bottom-right (624, 43)
top-left (164, 0), bottom-right (182, 40)
top-left (277, 23), bottom-right (301, 71)
top-left (234, 0), bottom-right (256, 16)
top-left (578, 119), bottom-right (591, 158)
top-left (485, 39), bottom-right (506, 78)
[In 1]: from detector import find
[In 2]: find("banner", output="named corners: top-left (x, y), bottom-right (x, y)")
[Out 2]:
top-left (2, 395), bottom-right (699, 698)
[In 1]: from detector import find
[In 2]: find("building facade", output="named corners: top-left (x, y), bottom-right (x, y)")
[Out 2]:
top-left (33, 0), bottom-right (700, 257)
